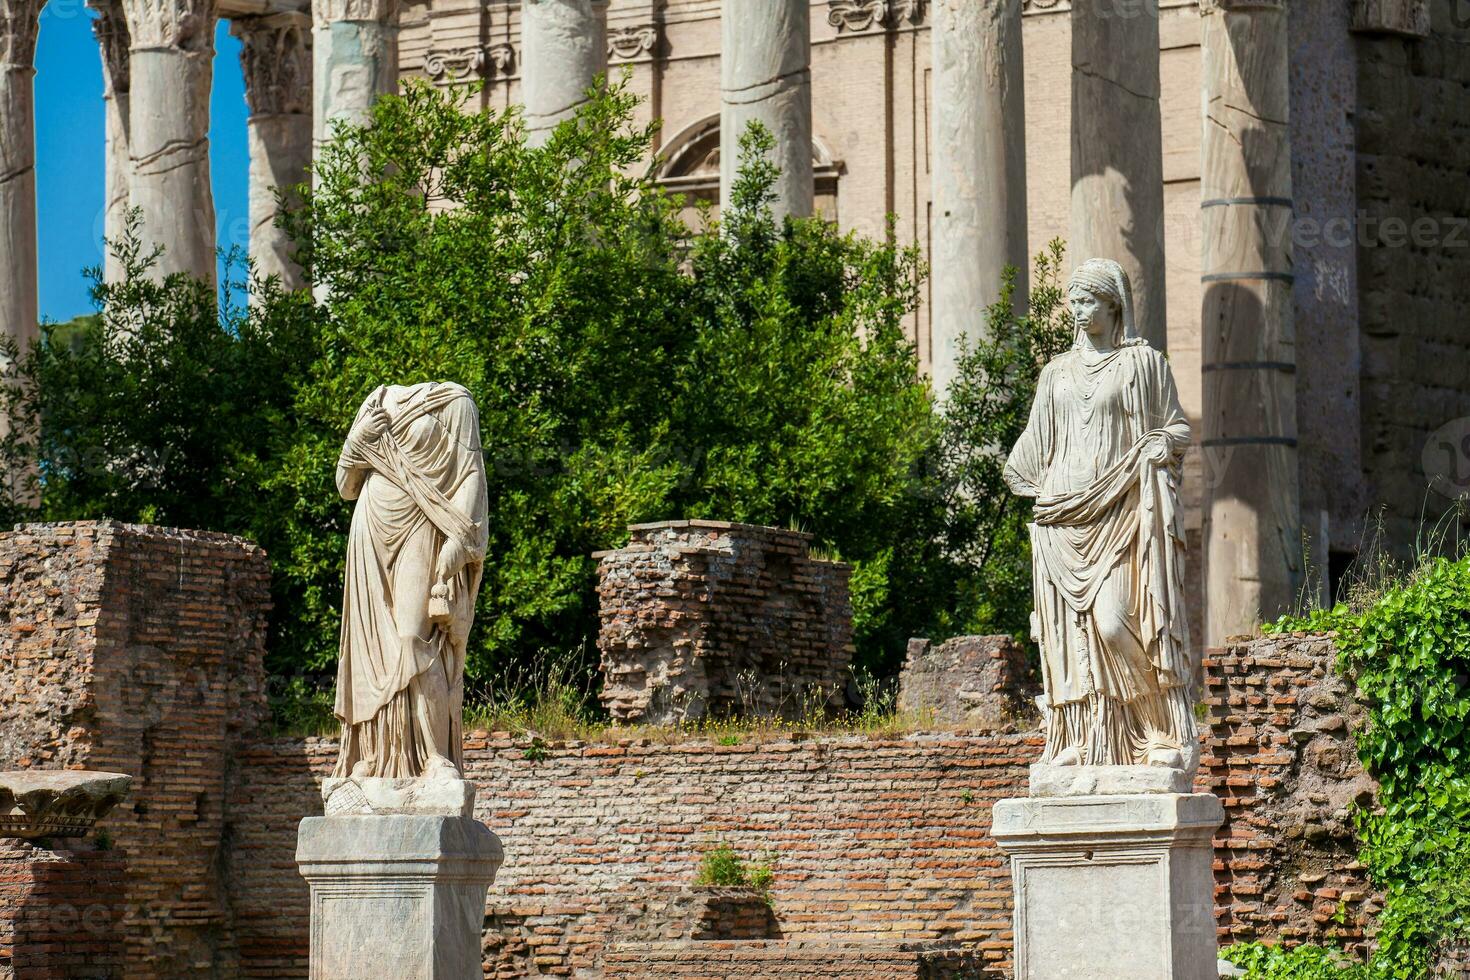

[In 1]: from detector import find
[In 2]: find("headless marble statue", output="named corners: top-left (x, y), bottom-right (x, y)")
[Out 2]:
top-left (325, 382), bottom-right (489, 810)
top-left (1004, 258), bottom-right (1198, 776)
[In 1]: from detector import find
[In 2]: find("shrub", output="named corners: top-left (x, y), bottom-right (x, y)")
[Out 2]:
top-left (694, 842), bottom-right (774, 896)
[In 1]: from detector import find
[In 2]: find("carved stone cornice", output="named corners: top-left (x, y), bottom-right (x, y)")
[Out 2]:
top-left (312, 0), bottom-right (395, 27)
top-left (423, 42), bottom-right (512, 83)
top-left (0, 771), bottom-right (132, 840)
top-left (0, 0), bottom-right (47, 67)
top-left (1022, 0), bottom-right (1067, 12)
top-left (607, 23), bottom-right (657, 60)
top-left (425, 45), bottom-right (483, 83)
top-left (1350, 0), bottom-right (1428, 36)
top-left (118, 0), bottom-right (216, 50)
top-left (232, 12), bottom-right (310, 116)
top-left (826, 0), bottom-right (923, 32)
top-left (89, 0), bottom-right (131, 94)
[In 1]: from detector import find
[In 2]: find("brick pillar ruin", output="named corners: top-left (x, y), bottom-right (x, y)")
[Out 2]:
top-left (596, 520), bottom-right (854, 725)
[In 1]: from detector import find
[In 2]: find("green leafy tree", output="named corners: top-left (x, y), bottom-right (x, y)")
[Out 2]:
top-left (269, 80), bottom-right (936, 681)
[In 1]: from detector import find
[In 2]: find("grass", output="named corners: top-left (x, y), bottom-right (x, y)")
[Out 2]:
top-left (271, 649), bottom-right (938, 744)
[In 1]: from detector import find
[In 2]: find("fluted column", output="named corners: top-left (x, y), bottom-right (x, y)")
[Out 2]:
top-left (720, 0), bottom-right (812, 221)
top-left (312, 0), bottom-right (397, 158)
top-left (90, 0), bottom-right (131, 283)
top-left (930, 0), bottom-right (1028, 398)
top-left (1200, 0), bottom-right (1301, 645)
top-left (1070, 0), bottom-right (1167, 349)
top-left (521, 0), bottom-right (607, 147)
top-left (0, 0), bottom-right (44, 371)
top-left (119, 0), bottom-right (217, 285)
top-left (233, 13), bottom-right (311, 291)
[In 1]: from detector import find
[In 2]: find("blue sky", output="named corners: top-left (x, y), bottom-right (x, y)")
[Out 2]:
top-left (34, 5), bottom-right (249, 322)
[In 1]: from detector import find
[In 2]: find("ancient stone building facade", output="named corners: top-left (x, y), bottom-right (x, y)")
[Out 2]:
top-left (2, 0), bottom-right (1464, 644)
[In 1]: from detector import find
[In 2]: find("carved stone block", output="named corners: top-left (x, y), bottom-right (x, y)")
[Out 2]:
top-left (993, 792), bottom-right (1224, 980)
top-left (297, 814), bottom-right (503, 980)
top-left (0, 771), bottom-right (132, 839)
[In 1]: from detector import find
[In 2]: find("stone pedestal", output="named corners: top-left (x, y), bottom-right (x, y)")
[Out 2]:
top-left (993, 785), bottom-right (1224, 980)
top-left (296, 814), bottom-right (503, 980)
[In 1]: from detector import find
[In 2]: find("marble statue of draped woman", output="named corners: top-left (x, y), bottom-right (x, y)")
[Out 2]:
top-left (1004, 258), bottom-right (1197, 772)
top-left (332, 382), bottom-right (489, 780)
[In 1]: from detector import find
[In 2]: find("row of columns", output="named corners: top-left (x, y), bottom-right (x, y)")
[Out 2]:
top-left (0, 0), bottom-right (1296, 643)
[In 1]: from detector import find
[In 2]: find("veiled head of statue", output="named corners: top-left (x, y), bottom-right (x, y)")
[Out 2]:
top-left (1067, 258), bottom-right (1142, 349)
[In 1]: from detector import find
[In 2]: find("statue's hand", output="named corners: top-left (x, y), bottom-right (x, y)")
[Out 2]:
top-left (1143, 433), bottom-right (1172, 465)
top-left (435, 539), bottom-right (471, 584)
top-left (351, 406), bottom-right (392, 448)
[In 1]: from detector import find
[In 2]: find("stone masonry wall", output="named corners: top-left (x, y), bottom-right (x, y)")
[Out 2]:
top-left (0, 522), bottom-right (272, 979)
top-left (225, 731), bottom-right (1037, 978)
top-left (898, 636), bottom-right (1036, 731)
top-left (1354, 11), bottom-right (1470, 549)
top-left (1202, 633), bottom-right (1380, 958)
top-left (0, 839), bottom-right (129, 979)
top-left (596, 521), bottom-right (854, 725)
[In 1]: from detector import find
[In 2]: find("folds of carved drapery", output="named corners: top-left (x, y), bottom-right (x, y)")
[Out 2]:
top-left (719, 0), bottom-right (813, 222)
top-left (233, 12), bottom-right (311, 292)
top-left (521, 0), bottom-right (608, 148)
top-left (118, 0), bottom-right (218, 285)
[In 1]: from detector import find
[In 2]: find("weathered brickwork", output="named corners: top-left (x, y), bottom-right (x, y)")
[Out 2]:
top-left (1354, 15), bottom-right (1470, 548)
top-left (596, 521), bottom-right (854, 725)
top-left (0, 522), bottom-right (272, 979)
top-left (225, 731), bottom-right (1038, 978)
top-left (601, 940), bottom-right (994, 979)
top-left (898, 636), bottom-right (1036, 731)
top-left (1201, 633), bottom-right (1380, 957)
top-left (0, 839), bottom-right (128, 980)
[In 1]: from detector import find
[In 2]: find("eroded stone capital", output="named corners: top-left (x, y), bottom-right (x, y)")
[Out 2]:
top-left (0, 0), bottom-right (46, 67)
top-left (89, 0), bottom-right (132, 94)
top-left (232, 12), bottom-right (311, 116)
top-left (118, 0), bottom-right (216, 51)
top-left (312, 0), bottom-right (395, 27)
top-left (0, 771), bottom-right (133, 840)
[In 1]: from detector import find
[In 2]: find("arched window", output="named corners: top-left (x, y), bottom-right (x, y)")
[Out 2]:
top-left (655, 114), bottom-right (843, 225)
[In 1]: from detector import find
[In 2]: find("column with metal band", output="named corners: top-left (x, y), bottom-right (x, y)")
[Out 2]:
top-left (1199, 0), bottom-right (1302, 646)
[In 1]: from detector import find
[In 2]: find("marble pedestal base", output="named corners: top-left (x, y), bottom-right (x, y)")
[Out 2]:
top-left (296, 814), bottom-right (504, 980)
top-left (992, 792), bottom-right (1224, 980)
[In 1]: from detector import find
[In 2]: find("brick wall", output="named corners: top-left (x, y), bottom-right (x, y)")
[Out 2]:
top-left (0, 840), bottom-right (128, 980)
top-left (1201, 633), bottom-right (1380, 957)
top-left (225, 730), bottom-right (1038, 978)
top-left (0, 522), bottom-right (272, 978)
top-left (1354, 12), bottom-right (1470, 548)
top-left (596, 521), bottom-right (854, 724)
top-left (601, 940), bottom-right (992, 979)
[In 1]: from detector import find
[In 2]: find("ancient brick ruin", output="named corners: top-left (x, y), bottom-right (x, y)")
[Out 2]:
top-left (595, 521), bottom-right (854, 725)
top-left (1202, 633), bottom-right (1380, 958)
top-left (0, 520), bottom-right (1440, 977)
top-left (0, 522), bottom-right (271, 978)
top-left (0, 839), bottom-right (128, 979)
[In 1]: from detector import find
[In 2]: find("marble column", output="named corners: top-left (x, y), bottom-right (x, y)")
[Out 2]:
top-left (1199, 0), bottom-right (1301, 646)
top-left (719, 0), bottom-right (812, 221)
top-left (312, 0), bottom-right (398, 160)
top-left (233, 13), bottom-right (311, 291)
top-left (90, 0), bottom-right (131, 283)
top-left (1070, 0), bottom-right (1167, 350)
top-left (119, 0), bottom-right (217, 285)
top-left (0, 0), bottom-right (44, 369)
top-left (930, 0), bottom-right (1028, 399)
top-left (520, 0), bottom-right (607, 147)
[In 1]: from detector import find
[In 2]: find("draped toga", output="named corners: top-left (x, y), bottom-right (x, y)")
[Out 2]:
top-left (332, 382), bottom-right (489, 778)
top-left (1004, 344), bottom-right (1194, 766)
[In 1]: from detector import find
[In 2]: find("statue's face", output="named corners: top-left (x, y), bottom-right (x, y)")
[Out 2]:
top-left (1069, 286), bottom-right (1118, 341)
